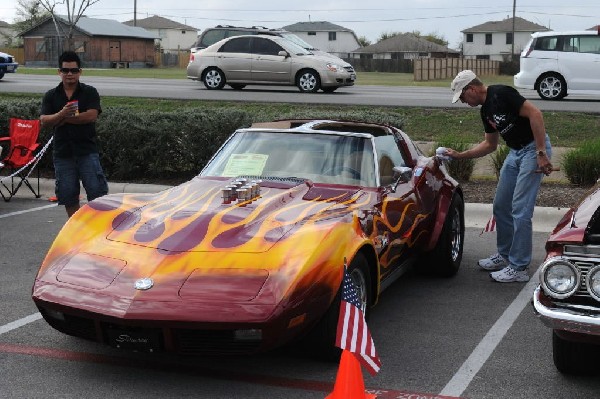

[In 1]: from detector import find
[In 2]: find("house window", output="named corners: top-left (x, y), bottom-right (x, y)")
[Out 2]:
top-left (328, 32), bottom-right (336, 41)
top-left (308, 32), bottom-right (316, 36)
top-left (36, 41), bottom-right (46, 53)
top-left (182, 30), bottom-right (186, 34)
top-left (466, 33), bottom-right (473, 43)
top-left (506, 32), bottom-right (513, 45)
top-left (485, 33), bottom-right (492, 45)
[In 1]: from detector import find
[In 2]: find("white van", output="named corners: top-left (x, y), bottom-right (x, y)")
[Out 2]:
top-left (514, 30), bottom-right (600, 100)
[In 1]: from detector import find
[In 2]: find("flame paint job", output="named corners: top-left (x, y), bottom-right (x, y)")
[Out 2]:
top-left (32, 122), bottom-right (460, 354)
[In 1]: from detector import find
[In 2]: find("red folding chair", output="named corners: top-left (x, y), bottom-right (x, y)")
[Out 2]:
top-left (0, 118), bottom-right (42, 201)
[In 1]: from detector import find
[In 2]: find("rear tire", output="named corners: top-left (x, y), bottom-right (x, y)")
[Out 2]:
top-left (202, 67), bottom-right (225, 90)
top-left (536, 73), bottom-right (566, 100)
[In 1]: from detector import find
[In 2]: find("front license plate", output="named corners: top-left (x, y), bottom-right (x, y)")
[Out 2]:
top-left (107, 327), bottom-right (161, 352)
top-left (350, 74), bottom-right (356, 81)
top-left (7, 66), bottom-right (14, 71)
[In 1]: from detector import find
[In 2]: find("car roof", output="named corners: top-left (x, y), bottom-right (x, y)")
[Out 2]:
top-left (532, 30), bottom-right (600, 37)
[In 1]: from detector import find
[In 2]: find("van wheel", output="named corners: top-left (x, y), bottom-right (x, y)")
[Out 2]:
top-left (297, 70), bottom-right (320, 93)
top-left (202, 68), bottom-right (226, 90)
top-left (537, 73), bottom-right (566, 100)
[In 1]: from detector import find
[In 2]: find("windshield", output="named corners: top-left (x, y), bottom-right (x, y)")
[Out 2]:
top-left (277, 37), bottom-right (312, 55)
top-left (280, 32), bottom-right (317, 51)
top-left (201, 131), bottom-right (376, 186)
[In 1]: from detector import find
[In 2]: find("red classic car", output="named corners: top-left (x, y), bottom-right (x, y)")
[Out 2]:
top-left (32, 119), bottom-right (464, 356)
top-left (533, 181), bottom-right (600, 373)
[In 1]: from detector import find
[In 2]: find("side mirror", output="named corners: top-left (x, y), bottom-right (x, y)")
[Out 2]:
top-left (278, 50), bottom-right (289, 58)
top-left (391, 166), bottom-right (412, 192)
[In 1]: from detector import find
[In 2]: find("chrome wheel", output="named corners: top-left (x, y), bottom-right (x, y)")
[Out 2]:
top-left (297, 70), bottom-right (320, 93)
top-left (450, 205), bottom-right (463, 262)
top-left (203, 68), bottom-right (225, 90)
top-left (349, 266), bottom-right (369, 313)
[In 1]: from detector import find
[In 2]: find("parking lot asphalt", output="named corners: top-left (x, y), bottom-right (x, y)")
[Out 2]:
top-left (26, 177), bottom-right (567, 233)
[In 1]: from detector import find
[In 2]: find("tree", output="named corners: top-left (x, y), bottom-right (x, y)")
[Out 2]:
top-left (10, 0), bottom-right (51, 45)
top-left (377, 31), bottom-right (403, 42)
top-left (38, 0), bottom-right (101, 51)
top-left (357, 36), bottom-right (371, 47)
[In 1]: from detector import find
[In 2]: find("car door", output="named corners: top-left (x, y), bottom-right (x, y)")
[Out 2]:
top-left (559, 35), bottom-right (600, 91)
top-left (216, 37), bottom-right (252, 81)
top-left (250, 37), bottom-right (292, 83)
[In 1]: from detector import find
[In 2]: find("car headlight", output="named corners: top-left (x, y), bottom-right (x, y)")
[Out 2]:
top-left (586, 265), bottom-right (600, 301)
top-left (326, 63), bottom-right (342, 72)
top-left (540, 257), bottom-right (580, 299)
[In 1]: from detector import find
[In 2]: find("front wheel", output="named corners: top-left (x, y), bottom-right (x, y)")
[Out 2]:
top-left (552, 331), bottom-right (598, 374)
top-left (297, 70), bottom-right (320, 93)
top-left (537, 73), bottom-right (566, 100)
top-left (304, 252), bottom-right (371, 361)
top-left (202, 67), bottom-right (225, 90)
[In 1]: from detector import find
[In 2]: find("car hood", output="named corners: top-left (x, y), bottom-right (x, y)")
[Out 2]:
top-left (548, 183), bottom-right (600, 243)
top-left (94, 176), bottom-right (363, 254)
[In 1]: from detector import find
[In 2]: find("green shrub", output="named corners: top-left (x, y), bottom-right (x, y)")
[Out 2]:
top-left (489, 145), bottom-right (509, 180)
top-left (433, 135), bottom-right (475, 182)
top-left (563, 138), bottom-right (600, 186)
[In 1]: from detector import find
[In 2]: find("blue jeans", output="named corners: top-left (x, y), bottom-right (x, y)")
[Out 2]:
top-left (493, 135), bottom-right (552, 271)
top-left (54, 153), bottom-right (108, 207)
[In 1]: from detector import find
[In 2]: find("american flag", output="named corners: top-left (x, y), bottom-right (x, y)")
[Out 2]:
top-left (480, 215), bottom-right (496, 236)
top-left (335, 268), bottom-right (381, 375)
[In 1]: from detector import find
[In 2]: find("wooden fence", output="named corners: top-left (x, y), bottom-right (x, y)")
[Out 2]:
top-left (414, 58), bottom-right (500, 81)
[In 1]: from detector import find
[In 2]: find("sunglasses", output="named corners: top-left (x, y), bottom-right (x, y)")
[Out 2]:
top-left (59, 67), bottom-right (81, 74)
top-left (459, 85), bottom-right (471, 101)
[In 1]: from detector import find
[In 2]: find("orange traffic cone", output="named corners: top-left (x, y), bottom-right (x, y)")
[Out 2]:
top-left (326, 349), bottom-right (377, 399)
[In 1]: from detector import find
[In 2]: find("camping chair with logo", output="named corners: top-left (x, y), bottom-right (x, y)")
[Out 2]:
top-left (0, 118), bottom-right (43, 201)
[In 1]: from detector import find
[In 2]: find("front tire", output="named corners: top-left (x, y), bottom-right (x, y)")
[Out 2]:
top-left (304, 252), bottom-right (371, 361)
top-left (202, 67), bottom-right (225, 90)
top-left (552, 331), bottom-right (597, 374)
top-left (537, 73), bottom-right (566, 100)
top-left (297, 70), bottom-right (320, 93)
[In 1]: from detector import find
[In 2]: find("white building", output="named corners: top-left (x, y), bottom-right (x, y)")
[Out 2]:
top-left (123, 15), bottom-right (198, 52)
top-left (281, 21), bottom-right (361, 58)
top-left (461, 17), bottom-right (549, 61)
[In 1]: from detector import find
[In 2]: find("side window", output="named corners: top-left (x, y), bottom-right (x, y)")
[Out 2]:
top-left (329, 32), bottom-right (337, 41)
top-left (200, 30), bottom-right (227, 47)
top-left (562, 37), bottom-right (579, 52)
top-left (578, 36), bottom-right (600, 54)
top-left (252, 38), bottom-right (284, 55)
top-left (226, 30), bottom-right (255, 38)
top-left (219, 37), bottom-right (251, 53)
top-left (534, 36), bottom-right (558, 51)
top-left (374, 136), bottom-right (407, 185)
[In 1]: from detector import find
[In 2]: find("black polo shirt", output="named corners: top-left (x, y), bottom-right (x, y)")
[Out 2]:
top-left (480, 85), bottom-right (534, 150)
top-left (41, 81), bottom-right (102, 158)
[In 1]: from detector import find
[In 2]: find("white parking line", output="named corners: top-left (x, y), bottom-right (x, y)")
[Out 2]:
top-left (0, 204), bottom-right (56, 219)
top-left (439, 269), bottom-right (540, 397)
top-left (0, 313), bottom-right (42, 335)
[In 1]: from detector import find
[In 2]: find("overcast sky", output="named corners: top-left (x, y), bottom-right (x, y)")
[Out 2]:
top-left (1, 1), bottom-right (598, 48)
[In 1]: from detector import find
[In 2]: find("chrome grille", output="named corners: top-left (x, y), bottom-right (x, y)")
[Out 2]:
top-left (344, 66), bottom-right (355, 73)
top-left (563, 245), bottom-right (600, 299)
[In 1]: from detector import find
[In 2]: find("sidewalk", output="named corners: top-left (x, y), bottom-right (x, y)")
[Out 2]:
top-left (27, 178), bottom-right (567, 233)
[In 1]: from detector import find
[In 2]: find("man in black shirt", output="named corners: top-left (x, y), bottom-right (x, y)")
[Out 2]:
top-left (444, 70), bottom-right (553, 283)
top-left (41, 51), bottom-right (108, 218)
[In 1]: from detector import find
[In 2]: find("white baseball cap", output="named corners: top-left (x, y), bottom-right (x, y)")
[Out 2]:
top-left (451, 70), bottom-right (477, 103)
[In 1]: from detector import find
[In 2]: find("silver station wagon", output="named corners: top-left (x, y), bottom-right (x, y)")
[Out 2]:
top-left (186, 34), bottom-right (356, 93)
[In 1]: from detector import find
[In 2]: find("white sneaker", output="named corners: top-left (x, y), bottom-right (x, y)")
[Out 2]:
top-left (490, 266), bottom-right (529, 283)
top-left (478, 253), bottom-right (508, 271)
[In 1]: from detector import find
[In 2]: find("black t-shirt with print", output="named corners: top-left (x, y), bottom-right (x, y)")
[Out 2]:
top-left (480, 85), bottom-right (534, 150)
top-left (41, 81), bottom-right (102, 158)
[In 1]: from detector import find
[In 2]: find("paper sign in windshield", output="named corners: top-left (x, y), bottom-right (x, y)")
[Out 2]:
top-left (222, 153), bottom-right (268, 177)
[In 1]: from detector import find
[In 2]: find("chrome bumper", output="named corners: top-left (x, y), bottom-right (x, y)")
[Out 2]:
top-left (532, 285), bottom-right (600, 336)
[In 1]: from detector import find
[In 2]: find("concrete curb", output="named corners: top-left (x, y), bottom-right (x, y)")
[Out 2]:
top-left (34, 178), bottom-right (569, 233)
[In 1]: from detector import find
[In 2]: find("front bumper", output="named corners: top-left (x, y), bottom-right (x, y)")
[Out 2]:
top-left (532, 285), bottom-right (600, 336)
top-left (513, 71), bottom-right (534, 90)
top-left (0, 63), bottom-right (18, 73)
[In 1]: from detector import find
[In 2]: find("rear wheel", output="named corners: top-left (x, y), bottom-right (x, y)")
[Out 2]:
top-left (297, 70), bottom-right (320, 93)
top-left (420, 194), bottom-right (464, 277)
top-left (537, 73), bottom-right (566, 100)
top-left (304, 252), bottom-right (371, 361)
top-left (202, 67), bottom-right (225, 90)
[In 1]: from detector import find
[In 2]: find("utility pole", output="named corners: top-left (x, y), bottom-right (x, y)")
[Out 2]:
top-left (134, 0), bottom-right (137, 26)
top-left (511, 0), bottom-right (516, 61)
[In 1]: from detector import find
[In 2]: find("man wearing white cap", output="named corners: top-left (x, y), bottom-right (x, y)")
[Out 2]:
top-left (444, 70), bottom-right (553, 283)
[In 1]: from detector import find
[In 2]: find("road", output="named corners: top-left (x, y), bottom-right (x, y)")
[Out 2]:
top-left (2, 74), bottom-right (599, 112)
top-left (1, 189), bottom-right (600, 399)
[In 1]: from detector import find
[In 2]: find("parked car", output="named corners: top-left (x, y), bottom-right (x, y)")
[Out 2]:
top-left (187, 34), bottom-right (356, 93)
top-left (532, 180), bottom-right (600, 373)
top-left (0, 51), bottom-right (19, 80)
top-left (191, 24), bottom-right (343, 61)
top-left (32, 119), bottom-right (464, 357)
top-left (514, 30), bottom-right (600, 100)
